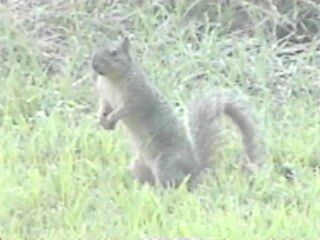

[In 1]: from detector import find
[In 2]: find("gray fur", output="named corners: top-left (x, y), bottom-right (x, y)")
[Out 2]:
top-left (92, 38), bottom-right (263, 188)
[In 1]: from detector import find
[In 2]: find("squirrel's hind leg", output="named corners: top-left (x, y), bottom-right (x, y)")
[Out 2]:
top-left (152, 158), bottom-right (187, 188)
top-left (128, 159), bottom-right (156, 186)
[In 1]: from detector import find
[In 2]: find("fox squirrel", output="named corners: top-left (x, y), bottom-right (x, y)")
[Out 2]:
top-left (91, 37), bottom-right (263, 188)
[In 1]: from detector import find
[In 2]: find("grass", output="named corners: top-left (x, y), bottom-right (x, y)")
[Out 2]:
top-left (0, 1), bottom-right (320, 239)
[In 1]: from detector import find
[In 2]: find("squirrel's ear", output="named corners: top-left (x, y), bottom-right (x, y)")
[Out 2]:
top-left (121, 37), bottom-right (130, 55)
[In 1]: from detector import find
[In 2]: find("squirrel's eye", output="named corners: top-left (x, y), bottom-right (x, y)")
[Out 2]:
top-left (110, 49), bottom-right (118, 57)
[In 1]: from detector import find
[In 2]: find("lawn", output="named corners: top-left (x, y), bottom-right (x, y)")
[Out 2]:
top-left (0, 1), bottom-right (319, 239)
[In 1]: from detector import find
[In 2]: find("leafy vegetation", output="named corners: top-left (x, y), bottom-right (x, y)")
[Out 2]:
top-left (0, 1), bottom-right (319, 239)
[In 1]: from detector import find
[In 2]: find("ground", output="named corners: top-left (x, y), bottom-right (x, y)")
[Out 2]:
top-left (0, 1), bottom-right (319, 239)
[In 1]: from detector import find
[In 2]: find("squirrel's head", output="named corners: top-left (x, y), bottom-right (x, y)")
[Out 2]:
top-left (91, 37), bottom-right (132, 79)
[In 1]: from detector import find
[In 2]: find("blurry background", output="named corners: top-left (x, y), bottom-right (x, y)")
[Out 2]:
top-left (0, 1), bottom-right (319, 239)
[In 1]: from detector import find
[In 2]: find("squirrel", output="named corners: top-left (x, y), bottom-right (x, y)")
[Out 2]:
top-left (91, 37), bottom-right (263, 188)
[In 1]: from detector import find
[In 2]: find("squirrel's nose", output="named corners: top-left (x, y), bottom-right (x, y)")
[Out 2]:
top-left (91, 60), bottom-right (99, 71)
top-left (91, 55), bottom-right (101, 72)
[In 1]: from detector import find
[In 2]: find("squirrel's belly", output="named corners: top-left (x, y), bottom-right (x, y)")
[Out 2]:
top-left (96, 78), bottom-right (122, 108)
top-left (123, 117), bottom-right (188, 158)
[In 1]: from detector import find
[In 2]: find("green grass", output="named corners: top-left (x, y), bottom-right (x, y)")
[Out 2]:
top-left (0, 1), bottom-right (320, 239)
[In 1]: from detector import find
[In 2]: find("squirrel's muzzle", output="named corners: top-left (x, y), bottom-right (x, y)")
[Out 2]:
top-left (91, 52), bottom-right (106, 76)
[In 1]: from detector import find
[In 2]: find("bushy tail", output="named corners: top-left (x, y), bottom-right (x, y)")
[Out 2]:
top-left (188, 93), bottom-right (263, 169)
